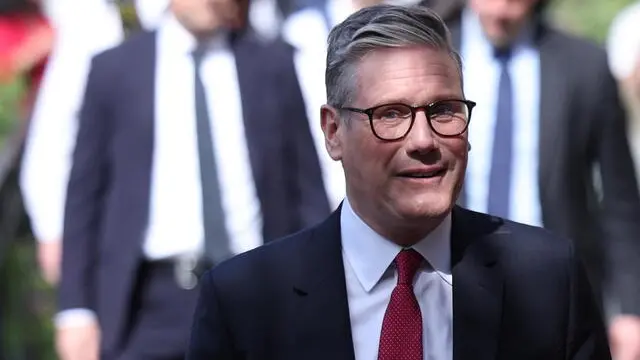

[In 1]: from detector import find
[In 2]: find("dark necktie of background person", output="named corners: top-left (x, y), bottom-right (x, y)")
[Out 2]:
top-left (487, 48), bottom-right (514, 219)
top-left (193, 46), bottom-right (233, 264)
top-left (378, 249), bottom-right (424, 360)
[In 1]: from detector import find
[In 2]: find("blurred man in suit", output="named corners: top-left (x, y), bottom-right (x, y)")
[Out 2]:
top-left (446, 1), bottom-right (640, 358)
top-left (187, 5), bottom-right (610, 359)
top-left (20, 0), bottom-right (168, 287)
top-left (21, 0), bottom-right (290, 287)
top-left (55, 0), bottom-right (329, 359)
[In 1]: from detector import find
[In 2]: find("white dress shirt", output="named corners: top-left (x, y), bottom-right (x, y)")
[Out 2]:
top-left (461, 9), bottom-right (543, 227)
top-left (341, 198), bottom-right (453, 360)
top-left (607, 2), bottom-right (640, 187)
top-left (134, 0), bottom-right (170, 30)
top-left (20, 0), bottom-right (166, 243)
top-left (21, 0), bottom-right (299, 244)
top-left (281, 0), bottom-right (352, 210)
top-left (56, 14), bottom-right (263, 327)
top-left (146, 14), bottom-right (262, 259)
top-left (607, 1), bottom-right (640, 81)
top-left (249, 0), bottom-right (282, 41)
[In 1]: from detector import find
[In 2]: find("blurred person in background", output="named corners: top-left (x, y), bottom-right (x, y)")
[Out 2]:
top-left (54, 0), bottom-right (328, 358)
top-left (0, 0), bottom-right (52, 118)
top-left (19, 0), bottom-right (295, 289)
top-left (281, 0), bottom-right (463, 211)
top-left (0, 0), bottom-right (51, 354)
top-left (19, 0), bottom-right (167, 288)
top-left (608, 1), bottom-right (640, 183)
top-left (607, 7), bottom-right (640, 357)
top-left (448, 0), bottom-right (640, 358)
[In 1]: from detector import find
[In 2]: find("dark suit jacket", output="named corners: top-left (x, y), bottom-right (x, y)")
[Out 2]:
top-left (187, 207), bottom-right (610, 360)
top-left (59, 30), bottom-right (330, 354)
top-left (449, 17), bottom-right (640, 315)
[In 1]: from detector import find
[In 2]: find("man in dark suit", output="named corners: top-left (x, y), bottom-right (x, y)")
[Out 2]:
top-left (55, 0), bottom-right (329, 359)
top-left (445, 1), bottom-right (640, 358)
top-left (187, 5), bottom-right (610, 359)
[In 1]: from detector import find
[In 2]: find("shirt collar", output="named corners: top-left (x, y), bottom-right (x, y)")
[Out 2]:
top-left (158, 13), bottom-right (229, 56)
top-left (340, 197), bottom-right (452, 292)
top-left (461, 7), bottom-right (536, 57)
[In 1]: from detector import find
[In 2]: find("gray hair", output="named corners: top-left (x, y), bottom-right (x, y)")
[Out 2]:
top-left (325, 4), bottom-right (463, 108)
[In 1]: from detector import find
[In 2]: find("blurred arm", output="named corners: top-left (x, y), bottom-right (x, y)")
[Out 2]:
top-left (566, 244), bottom-right (611, 359)
top-left (19, 0), bottom-right (124, 243)
top-left (594, 56), bottom-right (640, 317)
top-left (57, 54), bottom-right (111, 315)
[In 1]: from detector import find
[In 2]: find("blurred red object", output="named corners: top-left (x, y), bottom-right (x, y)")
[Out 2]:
top-left (0, 14), bottom-right (52, 115)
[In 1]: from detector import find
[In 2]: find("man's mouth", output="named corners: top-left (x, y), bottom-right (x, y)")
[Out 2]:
top-left (397, 168), bottom-right (447, 179)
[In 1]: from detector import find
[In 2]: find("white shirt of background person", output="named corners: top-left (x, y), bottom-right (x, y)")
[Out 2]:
top-left (607, 1), bottom-right (640, 188)
top-left (20, 0), bottom-right (168, 247)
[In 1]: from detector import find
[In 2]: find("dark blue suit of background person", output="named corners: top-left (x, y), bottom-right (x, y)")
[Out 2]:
top-left (56, 11), bottom-right (330, 360)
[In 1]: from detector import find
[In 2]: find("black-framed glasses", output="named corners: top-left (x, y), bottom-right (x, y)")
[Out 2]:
top-left (340, 99), bottom-right (476, 141)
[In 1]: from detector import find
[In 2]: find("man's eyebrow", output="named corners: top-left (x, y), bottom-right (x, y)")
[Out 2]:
top-left (366, 93), bottom-right (465, 108)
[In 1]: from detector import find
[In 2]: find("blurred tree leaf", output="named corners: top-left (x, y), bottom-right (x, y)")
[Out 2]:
top-left (0, 78), bottom-right (25, 148)
top-left (551, 0), bottom-right (638, 43)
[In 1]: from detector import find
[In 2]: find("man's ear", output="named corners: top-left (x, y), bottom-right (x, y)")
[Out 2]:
top-left (320, 104), bottom-right (344, 161)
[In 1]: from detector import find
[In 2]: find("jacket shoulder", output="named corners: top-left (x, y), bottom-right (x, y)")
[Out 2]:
top-left (455, 207), bottom-right (575, 265)
top-left (539, 25), bottom-right (609, 70)
top-left (90, 31), bottom-right (156, 71)
top-left (204, 224), bottom-right (317, 288)
top-left (235, 31), bottom-right (295, 60)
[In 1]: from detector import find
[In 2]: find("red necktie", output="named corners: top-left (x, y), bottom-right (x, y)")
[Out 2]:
top-left (378, 249), bottom-right (424, 360)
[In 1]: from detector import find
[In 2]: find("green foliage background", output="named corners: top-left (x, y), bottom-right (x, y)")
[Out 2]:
top-left (0, 0), bottom-right (638, 357)
top-left (552, 0), bottom-right (638, 43)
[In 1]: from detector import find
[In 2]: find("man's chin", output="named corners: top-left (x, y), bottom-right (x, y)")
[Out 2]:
top-left (392, 194), bottom-right (453, 221)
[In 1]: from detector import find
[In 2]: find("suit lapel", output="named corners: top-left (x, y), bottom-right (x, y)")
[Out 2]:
top-left (291, 207), bottom-right (356, 360)
top-left (289, 205), bottom-right (506, 359)
top-left (452, 207), bottom-right (505, 360)
top-left (537, 26), bottom-right (570, 207)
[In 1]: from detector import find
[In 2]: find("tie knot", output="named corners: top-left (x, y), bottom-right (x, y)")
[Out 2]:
top-left (493, 46), bottom-right (512, 64)
top-left (192, 44), bottom-right (208, 66)
top-left (394, 249), bottom-right (423, 285)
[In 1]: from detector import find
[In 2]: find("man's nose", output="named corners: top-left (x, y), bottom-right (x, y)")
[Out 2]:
top-left (405, 110), bottom-right (437, 154)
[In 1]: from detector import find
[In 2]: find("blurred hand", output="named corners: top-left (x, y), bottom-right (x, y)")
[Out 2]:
top-left (56, 321), bottom-right (101, 360)
top-left (37, 241), bottom-right (61, 285)
top-left (609, 315), bottom-right (640, 360)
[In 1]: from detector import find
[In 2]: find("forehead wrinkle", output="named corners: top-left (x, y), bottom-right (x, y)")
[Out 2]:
top-left (355, 57), bottom-right (462, 107)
